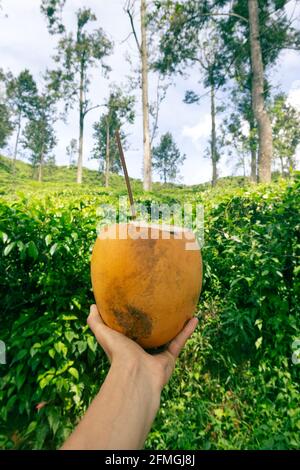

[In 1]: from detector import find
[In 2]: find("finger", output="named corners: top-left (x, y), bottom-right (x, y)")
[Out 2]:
top-left (87, 304), bottom-right (105, 329)
top-left (87, 304), bottom-right (112, 359)
top-left (167, 317), bottom-right (198, 360)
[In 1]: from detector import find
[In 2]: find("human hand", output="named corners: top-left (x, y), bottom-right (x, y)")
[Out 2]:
top-left (87, 304), bottom-right (198, 393)
top-left (61, 305), bottom-right (198, 450)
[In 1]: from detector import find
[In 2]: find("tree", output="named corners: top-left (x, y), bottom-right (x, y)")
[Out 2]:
top-left (6, 70), bottom-right (38, 171)
top-left (149, 75), bottom-right (169, 147)
top-left (125, 0), bottom-right (152, 191)
top-left (151, 4), bottom-right (226, 185)
top-left (140, 0), bottom-right (152, 190)
top-left (92, 86), bottom-right (135, 187)
top-left (152, 132), bottom-right (185, 183)
top-left (153, 0), bottom-right (300, 183)
top-left (270, 94), bottom-right (300, 176)
top-left (66, 138), bottom-right (77, 167)
top-left (215, 0), bottom-right (300, 182)
top-left (22, 93), bottom-right (56, 182)
top-left (221, 112), bottom-right (252, 177)
top-left (0, 70), bottom-right (13, 150)
top-left (220, 81), bottom-right (259, 181)
top-left (92, 118), bottom-right (124, 181)
top-left (0, 103), bottom-right (13, 150)
top-left (42, 6), bottom-right (113, 184)
top-left (227, 85), bottom-right (258, 182)
top-left (183, 23), bottom-right (226, 186)
top-left (247, 0), bottom-right (272, 183)
top-left (41, 0), bottom-right (66, 33)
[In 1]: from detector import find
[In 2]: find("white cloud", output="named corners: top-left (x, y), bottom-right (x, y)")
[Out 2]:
top-left (287, 82), bottom-right (300, 112)
top-left (241, 119), bottom-right (250, 137)
top-left (182, 114), bottom-right (211, 142)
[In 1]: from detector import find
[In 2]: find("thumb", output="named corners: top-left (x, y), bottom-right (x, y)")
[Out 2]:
top-left (87, 304), bottom-right (113, 361)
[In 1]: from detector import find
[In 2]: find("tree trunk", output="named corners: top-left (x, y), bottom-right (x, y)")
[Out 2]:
top-left (249, 105), bottom-right (257, 182)
top-left (105, 117), bottom-right (110, 187)
top-left (141, 0), bottom-right (152, 191)
top-left (210, 81), bottom-right (217, 186)
top-left (77, 63), bottom-right (84, 184)
top-left (13, 113), bottom-right (21, 174)
top-left (280, 155), bottom-right (284, 176)
top-left (250, 145), bottom-right (257, 181)
top-left (287, 156), bottom-right (294, 177)
top-left (38, 149), bottom-right (44, 183)
top-left (69, 150), bottom-right (73, 168)
top-left (248, 0), bottom-right (273, 183)
top-left (163, 168), bottom-right (167, 184)
top-left (243, 153), bottom-right (246, 177)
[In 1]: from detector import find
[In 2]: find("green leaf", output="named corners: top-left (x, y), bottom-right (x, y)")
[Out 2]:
top-left (72, 298), bottom-right (81, 309)
top-left (62, 315), bottom-right (78, 321)
top-left (87, 336), bottom-right (97, 353)
top-left (35, 424), bottom-right (49, 449)
top-left (56, 360), bottom-right (74, 375)
top-left (68, 367), bottom-right (79, 381)
top-left (16, 373), bottom-right (26, 391)
top-left (2, 232), bottom-right (8, 243)
top-left (39, 374), bottom-right (54, 389)
top-left (70, 383), bottom-right (82, 406)
top-left (214, 408), bottom-right (224, 419)
top-left (47, 409), bottom-right (60, 435)
top-left (4, 241), bottom-right (16, 256)
top-left (50, 243), bottom-right (58, 256)
top-left (65, 331), bottom-right (76, 343)
top-left (48, 348), bottom-right (55, 359)
top-left (25, 421), bottom-right (37, 436)
top-left (294, 265), bottom-right (300, 276)
top-left (17, 240), bottom-right (25, 252)
top-left (54, 341), bottom-right (68, 357)
top-left (45, 234), bottom-right (52, 246)
top-left (27, 240), bottom-right (39, 260)
top-left (30, 343), bottom-right (42, 357)
top-left (255, 337), bottom-right (263, 349)
top-left (14, 349), bottom-right (28, 362)
top-left (64, 244), bottom-right (70, 253)
top-left (76, 340), bottom-right (87, 354)
top-left (6, 395), bottom-right (17, 412)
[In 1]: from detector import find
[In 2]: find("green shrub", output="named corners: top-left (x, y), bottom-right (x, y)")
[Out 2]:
top-left (0, 177), bottom-right (299, 449)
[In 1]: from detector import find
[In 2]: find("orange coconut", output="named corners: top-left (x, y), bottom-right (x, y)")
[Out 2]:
top-left (91, 222), bottom-right (202, 349)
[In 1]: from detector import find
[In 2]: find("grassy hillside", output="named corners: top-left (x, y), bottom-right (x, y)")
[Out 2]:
top-left (0, 154), bottom-right (139, 190)
top-left (0, 154), bottom-right (250, 199)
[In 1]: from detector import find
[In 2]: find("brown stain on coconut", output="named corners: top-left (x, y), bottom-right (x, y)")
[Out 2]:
top-left (113, 305), bottom-right (153, 341)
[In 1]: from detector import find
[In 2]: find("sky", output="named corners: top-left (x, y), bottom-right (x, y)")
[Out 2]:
top-left (0, 0), bottom-right (300, 185)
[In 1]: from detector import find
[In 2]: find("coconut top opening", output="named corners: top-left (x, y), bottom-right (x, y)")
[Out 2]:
top-left (128, 221), bottom-right (193, 234)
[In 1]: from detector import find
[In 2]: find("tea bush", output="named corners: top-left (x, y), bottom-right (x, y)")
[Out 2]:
top-left (148, 177), bottom-right (300, 449)
top-left (0, 176), bottom-right (299, 449)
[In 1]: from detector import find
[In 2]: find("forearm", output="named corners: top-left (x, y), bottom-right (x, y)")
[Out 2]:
top-left (61, 358), bottom-right (161, 450)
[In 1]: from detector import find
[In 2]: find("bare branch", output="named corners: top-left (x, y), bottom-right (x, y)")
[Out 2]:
top-left (150, 75), bottom-right (161, 146)
top-left (83, 104), bottom-right (102, 117)
top-left (125, 2), bottom-right (141, 54)
top-left (206, 12), bottom-right (248, 23)
top-left (120, 31), bottom-right (134, 44)
top-left (182, 10), bottom-right (249, 26)
top-left (150, 75), bottom-right (169, 146)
